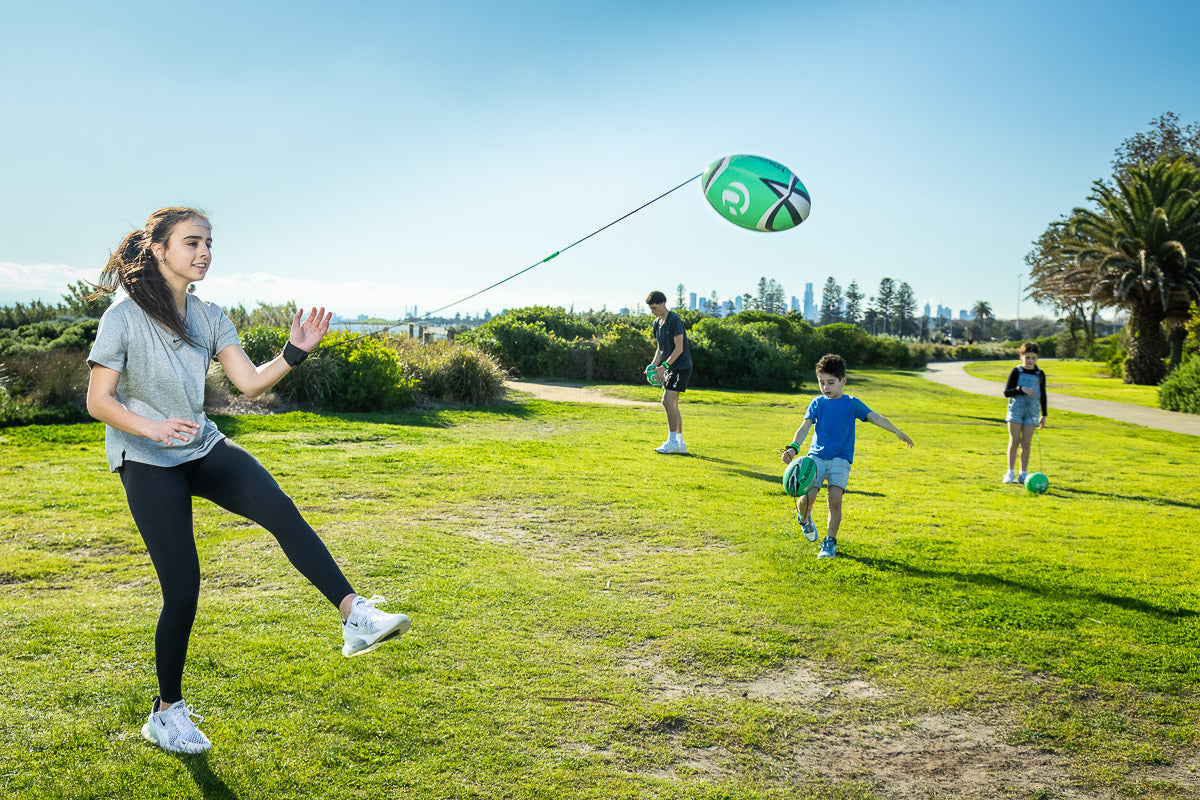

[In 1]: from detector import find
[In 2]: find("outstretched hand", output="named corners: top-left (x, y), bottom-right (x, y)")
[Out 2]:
top-left (289, 307), bottom-right (332, 352)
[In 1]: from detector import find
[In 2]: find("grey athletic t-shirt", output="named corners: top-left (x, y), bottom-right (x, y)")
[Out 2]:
top-left (87, 294), bottom-right (241, 472)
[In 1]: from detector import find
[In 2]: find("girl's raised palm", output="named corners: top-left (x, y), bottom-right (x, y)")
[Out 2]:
top-left (290, 307), bottom-right (332, 352)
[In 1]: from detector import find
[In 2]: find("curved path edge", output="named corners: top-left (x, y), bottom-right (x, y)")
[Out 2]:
top-left (505, 380), bottom-right (658, 407)
top-left (923, 361), bottom-right (1200, 437)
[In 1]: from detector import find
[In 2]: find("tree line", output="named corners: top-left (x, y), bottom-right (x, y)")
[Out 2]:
top-left (1026, 112), bottom-right (1200, 385)
top-left (674, 275), bottom-right (1014, 343)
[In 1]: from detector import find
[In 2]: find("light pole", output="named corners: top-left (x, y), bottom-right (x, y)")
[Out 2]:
top-left (1016, 274), bottom-right (1022, 337)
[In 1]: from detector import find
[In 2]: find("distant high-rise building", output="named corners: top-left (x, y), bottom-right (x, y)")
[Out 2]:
top-left (923, 303), bottom-right (931, 318)
top-left (803, 283), bottom-right (816, 321)
top-left (698, 297), bottom-right (707, 312)
top-left (734, 295), bottom-right (743, 312)
top-left (689, 293), bottom-right (697, 310)
top-left (790, 296), bottom-right (799, 312)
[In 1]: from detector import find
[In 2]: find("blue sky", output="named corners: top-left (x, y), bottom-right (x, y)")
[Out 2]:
top-left (2, 0), bottom-right (1197, 321)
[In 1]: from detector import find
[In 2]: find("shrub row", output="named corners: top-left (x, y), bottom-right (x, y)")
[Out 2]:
top-left (234, 326), bottom-right (506, 411)
top-left (460, 309), bottom-right (941, 390)
top-left (0, 319), bottom-right (99, 357)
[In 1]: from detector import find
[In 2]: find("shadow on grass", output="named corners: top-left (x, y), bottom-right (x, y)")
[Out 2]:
top-left (948, 414), bottom-right (1006, 425)
top-left (1052, 485), bottom-right (1200, 511)
top-left (174, 752), bottom-right (240, 800)
top-left (844, 554), bottom-right (1197, 620)
top-left (213, 403), bottom-right (537, 437)
top-left (689, 454), bottom-right (778, 484)
top-left (688, 454), bottom-right (888, 496)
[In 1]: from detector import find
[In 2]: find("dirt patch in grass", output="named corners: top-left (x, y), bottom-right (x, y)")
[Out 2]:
top-left (612, 652), bottom-right (1199, 797)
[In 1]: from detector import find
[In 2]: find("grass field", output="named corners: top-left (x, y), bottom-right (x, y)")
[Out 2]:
top-left (963, 359), bottom-right (1162, 408)
top-left (2, 370), bottom-right (1198, 799)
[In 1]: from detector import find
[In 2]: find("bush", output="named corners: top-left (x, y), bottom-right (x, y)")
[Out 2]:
top-left (1157, 355), bottom-right (1200, 414)
top-left (393, 339), bottom-right (507, 405)
top-left (595, 325), bottom-right (655, 381)
top-left (690, 318), bottom-right (801, 390)
top-left (459, 315), bottom-right (572, 378)
top-left (0, 319), bottom-right (98, 357)
top-left (234, 327), bottom-right (416, 412)
top-left (335, 336), bottom-right (416, 411)
top-left (0, 350), bottom-right (91, 427)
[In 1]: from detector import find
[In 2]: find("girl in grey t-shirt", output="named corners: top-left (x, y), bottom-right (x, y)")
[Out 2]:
top-left (86, 207), bottom-right (410, 754)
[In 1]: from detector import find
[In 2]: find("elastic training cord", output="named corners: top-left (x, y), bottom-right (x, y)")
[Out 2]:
top-left (311, 172), bottom-right (703, 355)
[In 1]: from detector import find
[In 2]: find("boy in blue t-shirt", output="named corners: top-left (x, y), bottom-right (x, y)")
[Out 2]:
top-left (780, 354), bottom-right (914, 558)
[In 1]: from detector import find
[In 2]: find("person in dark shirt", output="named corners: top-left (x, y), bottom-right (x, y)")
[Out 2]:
top-left (645, 290), bottom-right (693, 454)
top-left (1002, 341), bottom-right (1047, 484)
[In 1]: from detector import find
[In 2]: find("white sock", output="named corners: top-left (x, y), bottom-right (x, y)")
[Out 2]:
top-left (670, 432), bottom-right (681, 443)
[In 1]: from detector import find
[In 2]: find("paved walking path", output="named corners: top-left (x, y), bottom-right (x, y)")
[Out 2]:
top-left (924, 361), bottom-right (1200, 437)
top-left (507, 368), bottom-right (1200, 437)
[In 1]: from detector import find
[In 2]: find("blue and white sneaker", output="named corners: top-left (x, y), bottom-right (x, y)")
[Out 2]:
top-left (342, 595), bottom-right (411, 657)
top-left (817, 538), bottom-right (837, 559)
top-left (796, 512), bottom-right (819, 542)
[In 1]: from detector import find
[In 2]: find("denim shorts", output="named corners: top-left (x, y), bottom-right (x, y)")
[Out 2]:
top-left (1006, 397), bottom-right (1040, 426)
top-left (811, 456), bottom-right (851, 490)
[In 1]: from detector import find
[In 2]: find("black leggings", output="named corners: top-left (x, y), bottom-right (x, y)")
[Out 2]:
top-left (119, 438), bottom-right (354, 704)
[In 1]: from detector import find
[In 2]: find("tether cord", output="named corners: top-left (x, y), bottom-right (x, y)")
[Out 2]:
top-left (311, 172), bottom-right (703, 354)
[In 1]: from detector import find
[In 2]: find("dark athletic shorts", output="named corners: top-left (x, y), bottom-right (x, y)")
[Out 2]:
top-left (663, 368), bottom-right (691, 392)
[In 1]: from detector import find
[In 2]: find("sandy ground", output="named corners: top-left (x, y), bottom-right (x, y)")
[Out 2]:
top-left (505, 380), bottom-right (659, 407)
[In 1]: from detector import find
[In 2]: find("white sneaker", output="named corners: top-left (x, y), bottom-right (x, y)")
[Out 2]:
top-left (654, 440), bottom-right (673, 453)
top-left (654, 439), bottom-right (688, 455)
top-left (141, 697), bottom-right (212, 754)
top-left (342, 595), bottom-right (410, 657)
top-left (1002, 470), bottom-right (1016, 484)
top-left (674, 440), bottom-right (688, 454)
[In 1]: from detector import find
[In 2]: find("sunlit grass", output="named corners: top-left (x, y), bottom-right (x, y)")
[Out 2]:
top-left (963, 358), bottom-right (1161, 408)
top-left (1, 370), bottom-right (1197, 799)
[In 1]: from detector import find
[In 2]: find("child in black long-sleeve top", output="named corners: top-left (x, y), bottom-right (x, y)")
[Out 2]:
top-left (1002, 342), bottom-right (1047, 484)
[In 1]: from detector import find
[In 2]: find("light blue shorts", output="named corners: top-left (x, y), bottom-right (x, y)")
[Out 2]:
top-left (1006, 397), bottom-right (1040, 426)
top-left (811, 456), bottom-right (851, 491)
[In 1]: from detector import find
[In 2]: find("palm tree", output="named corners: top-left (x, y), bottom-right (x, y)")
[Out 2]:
top-left (1063, 157), bottom-right (1200, 384)
top-left (969, 300), bottom-right (993, 342)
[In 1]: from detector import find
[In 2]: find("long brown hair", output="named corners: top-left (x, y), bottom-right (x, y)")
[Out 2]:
top-left (92, 207), bottom-right (209, 344)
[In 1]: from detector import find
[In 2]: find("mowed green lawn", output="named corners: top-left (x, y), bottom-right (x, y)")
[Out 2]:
top-left (963, 358), bottom-right (1162, 408)
top-left (1, 370), bottom-right (1198, 799)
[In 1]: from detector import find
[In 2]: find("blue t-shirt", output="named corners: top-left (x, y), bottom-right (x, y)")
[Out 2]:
top-left (805, 394), bottom-right (872, 463)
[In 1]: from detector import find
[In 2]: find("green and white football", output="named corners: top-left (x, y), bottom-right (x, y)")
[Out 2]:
top-left (701, 154), bottom-right (810, 232)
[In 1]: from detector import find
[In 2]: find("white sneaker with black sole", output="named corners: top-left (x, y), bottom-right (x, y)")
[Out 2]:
top-left (141, 697), bottom-right (212, 754)
top-left (342, 595), bottom-right (411, 657)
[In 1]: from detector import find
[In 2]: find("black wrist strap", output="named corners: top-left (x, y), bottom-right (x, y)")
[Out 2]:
top-left (283, 341), bottom-right (309, 367)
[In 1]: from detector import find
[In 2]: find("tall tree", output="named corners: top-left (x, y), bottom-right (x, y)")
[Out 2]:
top-left (843, 280), bottom-right (863, 326)
top-left (767, 279), bottom-right (786, 314)
top-left (874, 278), bottom-right (896, 334)
top-left (969, 300), bottom-right (993, 342)
top-left (1062, 157), bottom-right (1200, 384)
top-left (675, 283), bottom-right (686, 309)
top-left (1113, 112), bottom-right (1200, 176)
top-left (1026, 218), bottom-right (1101, 347)
top-left (755, 277), bottom-right (769, 311)
top-left (819, 277), bottom-right (843, 324)
top-left (894, 282), bottom-right (916, 337)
